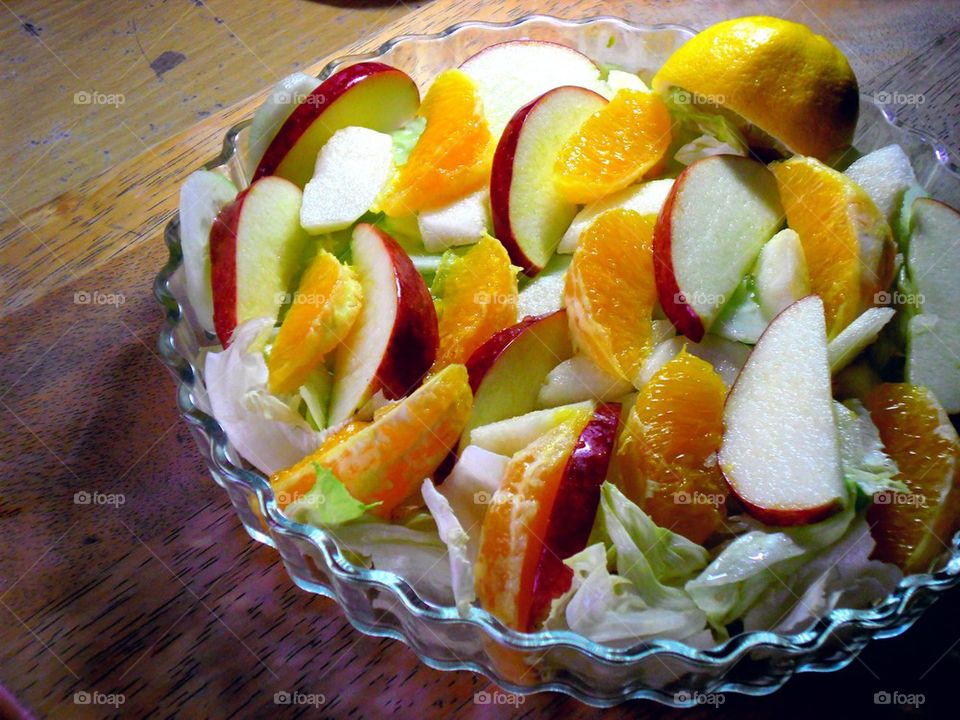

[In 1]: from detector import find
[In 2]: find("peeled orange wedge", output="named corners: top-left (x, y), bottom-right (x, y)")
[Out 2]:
top-left (653, 16), bottom-right (859, 162)
top-left (268, 250), bottom-right (362, 394)
top-left (554, 89), bottom-right (672, 204)
top-left (771, 156), bottom-right (896, 338)
top-left (271, 363), bottom-right (473, 518)
top-left (379, 69), bottom-right (492, 216)
top-left (564, 209), bottom-right (657, 383)
top-left (432, 235), bottom-right (518, 371)
top-left (864, 383), bottom-right (960, 572)
top-left (617, 349), bottom-right (728, 544)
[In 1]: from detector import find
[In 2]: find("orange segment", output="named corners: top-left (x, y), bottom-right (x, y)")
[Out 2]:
top-left (564, 208), bottom-right (657, 382)
top-left (268, 250), bottom-right (362, 394)
top-left (270, 420), bottom-right (369, 508)
top-left (475, 414), bottom-right (587, 631)
top-left (616, 349), bottom-right (728, 544)
top-left (771, 156), bottom-right (896, 338)
top-left (432, 235), bottom-right (518, 371)
top-left (270, 364), bottom-right (473, 518)
top-left (554, 89), bottom-right (672, 204)
top-left (379, 69), bottom-right (493, 216)
top-left (864, 383), bottom-right (960, 572)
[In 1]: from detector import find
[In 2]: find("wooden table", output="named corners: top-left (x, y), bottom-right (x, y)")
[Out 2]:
top-left (2, 1), bottom-right (959, 717)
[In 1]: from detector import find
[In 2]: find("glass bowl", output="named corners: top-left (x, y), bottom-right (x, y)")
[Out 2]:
top-left (153, 14), bottom-right (960, 707)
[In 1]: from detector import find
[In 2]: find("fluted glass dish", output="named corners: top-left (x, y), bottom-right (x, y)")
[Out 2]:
top-left (153, 15), bottom-right (960, 707)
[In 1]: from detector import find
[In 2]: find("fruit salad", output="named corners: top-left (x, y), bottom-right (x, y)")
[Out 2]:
top-left (180, 16), bottom-right (960, 644)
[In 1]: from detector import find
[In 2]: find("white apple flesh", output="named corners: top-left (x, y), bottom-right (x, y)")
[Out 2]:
top-left (417, 190), bottom-right (490, 253)
top-left (468, 400), bottom-right (594, 457)
top-left (299, 126), bottom-right (394, 234)
top-left (720, 296), bottom-right (846, 526)
top-left (827, 306), bottom-right (895, 373)
top-left (490, 86), bottom-right (608, 275)
top-left (654, 155), bottom-right (784, 341)
top-left (844, 144), bottom-right (918, 227)
top-left (755, 228), bottom-right (810, 320)
top-left (179, 170), bottom-right (238, 334)
top-left (905, 198), bottom-right (960, 413)
top-left (328, 224), bottom-right (439, 423)
top-left (460, 40), bottom-right (605, 138)
top-left (537, 355), bottom-right (633, 408)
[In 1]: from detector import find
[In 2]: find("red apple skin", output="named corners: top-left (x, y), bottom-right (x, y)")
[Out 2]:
top-left (360, 224), bottom-right (439, 399)
top-left (726, 491), bottom-right (844, 527)
top-left (528, 401), bottom-right (621, 628)
top-left (252, 63), bottom-right (418, 183)
top-left (464, 312), bottom-right (556, 392)
top-left (653, 165), bottom-right (706, 343)
top-left (490, 98), bottom-right (540, 276)
top-left (209, 186), bottom-right (251, 346)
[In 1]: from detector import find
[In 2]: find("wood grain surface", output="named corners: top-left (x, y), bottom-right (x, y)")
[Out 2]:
top-left (2, 1), bottom-right (960, 718)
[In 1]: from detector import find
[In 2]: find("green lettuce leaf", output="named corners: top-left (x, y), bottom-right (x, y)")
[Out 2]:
top-left (834, 400), bottom-right (906, 506)
top-left (545, 484), bottom-right (710, 643)
top-left (286, 464), bottom-right (380, 526)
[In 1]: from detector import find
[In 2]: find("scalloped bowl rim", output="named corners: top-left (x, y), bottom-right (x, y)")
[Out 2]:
top-left (154, 13), bottom-right (960, 706)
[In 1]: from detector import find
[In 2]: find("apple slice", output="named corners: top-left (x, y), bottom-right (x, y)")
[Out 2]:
top-left (475, 401), bottom-right (620, 630)
top-left (516, 254), bottom-right (570, 319)
top-left (246, 72), bottom-right (322, 175)
top-left (179, 170), bottom-right (238, 334)
top-left (654, 155), bottom-right (784, 341)
top-left (460, 40), bottom-right (605, 138)
top-left (299, 126), bottom-right (394, 233)
top-left (209, 176), bottom-right (309, 346)
top-left (461, 310), bottom-right (573, 447)
top-left (828, 306), bottom-right (895, 373)
top-left (720, 296), bottom-right (845, 526)
top-left (557, 179), bottom-right (674, 254)
top-left (905, 198), bottom-right (960, 413)
top-left (417, 189), bottom-right (490, 253)
top-left (328, 224), bottom-right (439, 423)
top-left (491, 86), bottom-right (608, 275)
top-left (844, 144), bottom-right (917, 228)
top-left (537, 355), bottom-right (633, 408)
top-left (755, 228), bottom-right (810, 320)
top-left (252, 62), bottom-right (419, 187)
top-left (469, 400), bottom-right (595, 457)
